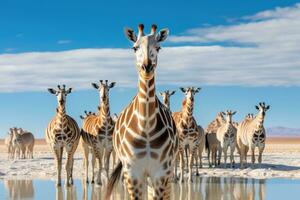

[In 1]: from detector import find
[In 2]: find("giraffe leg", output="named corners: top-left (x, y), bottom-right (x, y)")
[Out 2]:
top-left (223, 145), bottom-right (228, 168)
top-left (188, 149), bottom-right (196, 182)
top-left (217, 147), bottom-right (221, 166)
top-left (152, 176), bottom-right (171, 200)
top-left (195, 151), bottom-right (199, 176)
top-left (105, 149), bottom-right (112, 178)
top-left (179, 149), bottom-right (185, 183)
top-left (82, 142), bottom-right (90, 183)
top-left (251, 146), bottom-right (255, 167)
top-left (96, 156), bottom-right (102, 185)
top-left (54, 146), bottom-right (63, 187)
top-left (123, 171), bottom-right (144, 200)
top-left (230, 145), bottom-right (235, 168)
top-left (91, 152), bottom-right (96, 184)
top-left (65, 151), bottom-right (73, 186)
top-left (258, 144), bottom-right (265, 168)
top-left (207, 148), bottom-right (211, 168)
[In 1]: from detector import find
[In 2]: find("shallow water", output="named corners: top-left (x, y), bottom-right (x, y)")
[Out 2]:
top-left (0, 177), bottom-right (300, 200)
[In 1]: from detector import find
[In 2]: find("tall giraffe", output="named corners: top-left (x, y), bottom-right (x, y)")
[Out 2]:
top-left (81, 80), bottom-right (116, 185)
top-left (172, 87), bottom-right (202, 183)
top-left (106, 24), bottom-right (178, 200)
top-left (45, 85), bottom-right (80, 186)
top-left (237, 102), bottom-right (270, 168)
top-left (159, 90), bottom-right (176, 109)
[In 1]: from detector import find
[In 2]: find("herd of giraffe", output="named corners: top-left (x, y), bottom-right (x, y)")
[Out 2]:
top-left (0, 24), bottom-right (270, 200)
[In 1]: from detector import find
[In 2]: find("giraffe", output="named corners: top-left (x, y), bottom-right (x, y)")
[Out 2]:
top-left (216, 110), bottom-right (237, 168)
top-left (106, 24), bottom-right (178, 200)
top-left (81, 80), bottom-right (116, 185)
top-left (172, 87), bottom-right (202, 183)
top-left (237, 102), bottom-right (270, 168)
top-left (45, 85), bottom-right (80, 186)
top-left (159, 90), bottom-right (176, 109)
top-left (205, 112), bottom-right (225, 167)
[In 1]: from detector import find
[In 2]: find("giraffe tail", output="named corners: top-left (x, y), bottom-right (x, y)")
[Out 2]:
top-left (105, 161), bottom-right (122, 200)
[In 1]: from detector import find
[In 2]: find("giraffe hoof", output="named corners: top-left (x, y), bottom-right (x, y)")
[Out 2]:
top-left (196, 172), bottom-right (200, 176)
top-left (91, 180), bottom-right (95, 184)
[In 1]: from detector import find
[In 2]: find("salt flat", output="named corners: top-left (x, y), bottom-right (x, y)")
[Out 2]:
top-left (0, 138), bottom-right (300, 181)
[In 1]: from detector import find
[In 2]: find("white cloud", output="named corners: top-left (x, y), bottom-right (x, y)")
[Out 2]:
top-left (0, 4), bottom-right (300, 92)
top-left (57, 40), bottom-right (72, 44)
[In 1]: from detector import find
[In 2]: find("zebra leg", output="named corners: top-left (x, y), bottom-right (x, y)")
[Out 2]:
top-left (83, 146), bottom-right (89, 183)
top-left (223, 146), bottom-right (228, 168)
top-left (217, 147), bottom-right (222, 166)
top-left (230, 145), bottom-right (235, 168)
top-left (207, 148), bottom-right (211, 168)
top-left (179, 149), bottom-right (185, 183)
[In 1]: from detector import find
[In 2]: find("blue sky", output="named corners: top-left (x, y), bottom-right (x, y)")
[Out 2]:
top-left (1, 0), bottom-right (300, 138)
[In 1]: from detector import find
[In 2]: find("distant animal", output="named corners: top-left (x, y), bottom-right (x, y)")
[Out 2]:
top-left (237, 102), bottom-right (270, 168)
top-left (4, 129), bottom-right (13, 159)
top-left (45, 84), bottom-right (80, 187)
top-left (205, 112), bottom-right (226, 167)
top-left (106, 24), bottom-right (178, 200)
top-left (81, 80), bottom-right (116, 185)
top-left (172, 87), bottom-right (202, 183)
top-left (159, 90), bottom-right (176, 109)
top-left (12, 128), bottom-right (35, 159)
top-left (216, 110), bottom-right (237, 168)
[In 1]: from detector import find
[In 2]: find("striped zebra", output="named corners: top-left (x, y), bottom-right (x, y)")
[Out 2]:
top-left (172, 87), bottom-right (203, 183)
top-left (45, 85), bottom-right (80, 187)
top-left (106, 24), bottom-right (178, 200)
top-left (81, 80), bottom-right (116, 185)
top-left (216, 110), bottom-right (237, 168)
top-left (12, 128), bottom-right (35, 159)
top-left (237, 102), bottom-right (270, 168)
top-left (4, 129), bottom-right (13, 159)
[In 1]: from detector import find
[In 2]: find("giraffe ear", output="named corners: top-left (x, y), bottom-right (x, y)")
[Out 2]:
top-left (180, 87), bottom-right (186, 93)
top-left (80, 115), bottom-right (84, 119)
top-left (159, 92), bottom-right (163, 96)
top-left (266, 105), bottom-right (270, 110)
top-left (157, 28), bottom-right (169, 42)
top-left (170, 91), bottom-right (176, 95)
top-left (221, 112), bottom-right (226, 116)
top-left (91, 83), bottom-right (99, 89)
top-left (124, 27), bottom-right (137, 42)
top-left (47, 88), bottom-right (56, 94)
top-left (255, 105), bottom-right (260, 110)
top-left (232, 111), bottom-right (237, 115)
top-left (66, 88), bottom-right (72, 94)
top-left (194, 87), bottom-right (201, 93)
top-left (109, 82), bottom-right (116, 88)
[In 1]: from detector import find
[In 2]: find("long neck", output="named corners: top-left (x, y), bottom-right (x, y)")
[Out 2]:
top-left (254, 111), bottom-right (265, 129)
top-left (137, 75), bottom-right (156, 128)
top-left (181, 98), bottom-right (194, 124)
top-left (100, 98), bottom-right (111, 122)
top-left (56, 104), bottom-right (67, 124)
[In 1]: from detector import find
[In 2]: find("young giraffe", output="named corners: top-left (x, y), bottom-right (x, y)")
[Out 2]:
top-left (237, 102), bottom-right (270, 168)
top-left (172, 87), bottom-right (201, 183)
top-left (216, 110), bottom-right (237, 168)
top-left (81, 80), bottom-right (116, 185)
top-left (45, 85), bottom-right (80, 186)
top-left (159, 90), bottom-right (176, 109)
top-left (106, 24), bottom-right (178, 200)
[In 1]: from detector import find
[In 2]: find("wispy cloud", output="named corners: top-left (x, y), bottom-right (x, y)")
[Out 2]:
top-left (57, 40), bottom-right (72, 44)
top-left (0, 4), bottom-right (299, 92)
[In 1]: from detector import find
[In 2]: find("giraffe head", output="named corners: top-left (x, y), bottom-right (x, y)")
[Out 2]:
top-left (221, 110), bottom-right (237, 124)
top-left (47, 84), bottom-right (72, 106)
top-left (159, 90), bottom-right (176, 108)
top-left (124, 24), bottom-right (169, 80)
top-left (180, 87), bottom-right (201, 103)
top-left (91, 80), bottom-right (116, 104)
top-left (255, 102), bottom-right (270, 117)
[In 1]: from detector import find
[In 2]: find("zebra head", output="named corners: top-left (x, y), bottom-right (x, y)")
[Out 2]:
top-left (91, 80), bottom-right (116, 104)
top-left (221, 110), bottom-right (237, 124)
top-left (124, 24), bottom-right (169, 80)
top-left (255, 102), bottom-right (270, 117)
top-left (47, 84), bottom-right (72, 106)
top-left (159, 90), bottom-right (176, 108)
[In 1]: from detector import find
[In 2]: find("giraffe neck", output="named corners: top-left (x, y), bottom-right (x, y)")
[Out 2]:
top-left (137, 75), bottom-right (156, 129)
top-left (56, 104), bottom-right (67, 125)
top-left (181, 99), bottom-right (194, 125)
top-left (100, 99), bottom-right (111, 122)
top-left (163, 98), bottom-right (170, 109)
top-left (254, 112), bottom-right (265, 129)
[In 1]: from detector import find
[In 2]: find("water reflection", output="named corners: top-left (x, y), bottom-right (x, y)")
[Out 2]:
top-left (0, 177), bottom-right (284, 200)
top-left (4, 179), bottom-right (34, 199)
